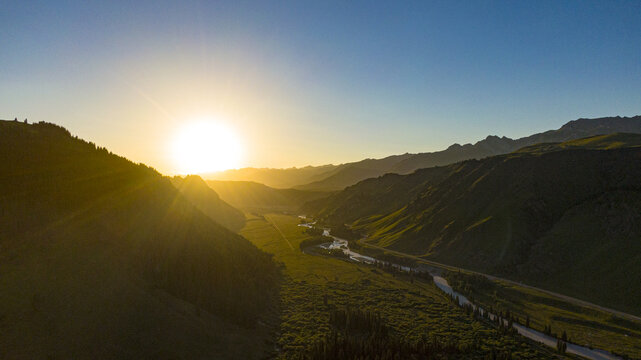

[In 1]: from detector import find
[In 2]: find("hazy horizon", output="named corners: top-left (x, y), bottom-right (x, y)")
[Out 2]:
top-left (3, 1), bottom-right (641, 174)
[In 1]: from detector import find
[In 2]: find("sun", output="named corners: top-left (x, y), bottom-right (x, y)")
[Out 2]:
top-left (171, 120), bottom-right (242, 174)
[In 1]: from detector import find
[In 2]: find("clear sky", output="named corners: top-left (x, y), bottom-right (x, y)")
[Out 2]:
top-left (2, 1), bottom-right (640, 174)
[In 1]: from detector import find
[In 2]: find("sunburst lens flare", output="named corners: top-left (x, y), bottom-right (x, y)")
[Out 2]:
top-left (171, 120), bottom-right (242, 174)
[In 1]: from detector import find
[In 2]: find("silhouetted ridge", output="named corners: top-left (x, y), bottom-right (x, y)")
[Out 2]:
top-left (0, 120), bottom-right (279, 358)
top-left (171, 175), bottom-right (246, 231)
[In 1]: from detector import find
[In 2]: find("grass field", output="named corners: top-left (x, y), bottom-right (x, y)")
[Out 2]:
top-left (240, 213), bottom-right (573, 359)
top-left (446, 271), bottom-right (641, 359)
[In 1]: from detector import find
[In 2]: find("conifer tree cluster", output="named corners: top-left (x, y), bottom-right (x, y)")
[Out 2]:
top-left (302, 308), bottom-right (476, 360)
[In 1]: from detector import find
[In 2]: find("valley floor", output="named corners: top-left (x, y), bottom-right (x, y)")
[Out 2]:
top-left (240, 213), bottom-right (573, 359)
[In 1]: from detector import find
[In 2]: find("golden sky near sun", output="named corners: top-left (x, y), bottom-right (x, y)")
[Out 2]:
top-left (5, 1), bottom-right (638, 176)
top-left (84, 50), bottom-right (402, 175)
top-left (170, 120), bottom-right (243, 174)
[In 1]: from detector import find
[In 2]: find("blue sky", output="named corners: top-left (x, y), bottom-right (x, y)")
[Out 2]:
top-left (2, 1), bottom-right (640, 172)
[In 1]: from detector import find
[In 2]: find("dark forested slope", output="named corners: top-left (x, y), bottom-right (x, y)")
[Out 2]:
top-left (306, 133), bottom-right (641, 315)
top-left (0, 121), bottom-right (278, 359)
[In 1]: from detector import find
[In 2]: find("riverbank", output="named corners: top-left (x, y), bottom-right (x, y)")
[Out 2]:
top-left (306, 223), bottom-right (633, 360)
top-left (245, 214), bottom-right (566, 359)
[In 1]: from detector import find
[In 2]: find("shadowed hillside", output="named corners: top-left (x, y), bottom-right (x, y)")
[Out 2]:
top-left (206, 165), bottom-right (339, 189)
top-left (292, 154), bottom-right (414, 192)
top-left (212, 116), bottom-right (641, 191)
top-left (207, 179), bottom-right (331, 213)
top-left (305, 133), bottom-right (641, 315)
top-left (0, 121), bottom-right (279, 359)
top-left (171, 175), bottom-right (246, 231)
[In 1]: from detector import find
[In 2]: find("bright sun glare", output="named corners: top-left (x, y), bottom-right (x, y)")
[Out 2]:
top-left (172, 120), bottom-right (242, 174)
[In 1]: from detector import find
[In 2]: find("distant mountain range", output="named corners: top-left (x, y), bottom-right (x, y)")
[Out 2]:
top-left (0, 120), bottom-right (278, 358)
top-left (209, 115), bottom-right (641, 191)
top-left (304, 133), bottom-right (641, 316)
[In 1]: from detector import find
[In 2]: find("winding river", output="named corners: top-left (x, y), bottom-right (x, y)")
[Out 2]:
top-left (301, 224), bottom-right (624, 360)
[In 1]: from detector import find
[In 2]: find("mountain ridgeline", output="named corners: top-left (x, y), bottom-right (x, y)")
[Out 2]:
top-left (205, 164), bottom-right (339, 189)
top-left (171, 175), bottom-right (246, 231)
top-left (304, 133), bottom-right (641, 315)
top-left (207, 179), bottom-right (331, 214)
top-left (0, 121), bottom-right (278, 358)
top-left (211, 115), bottom-right (641, 191)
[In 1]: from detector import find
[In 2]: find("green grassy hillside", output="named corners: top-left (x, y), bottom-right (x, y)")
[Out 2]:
top-left (515, 132), bottom-right (641, 153)
top-left (307, 133), bottom-right (641, 315)
top-left (0, 121), bottom-right (279, 359)
top-left (207, 179), bottom-right (331, 213)
top-left (170, 175), bottom-right (246, 231)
